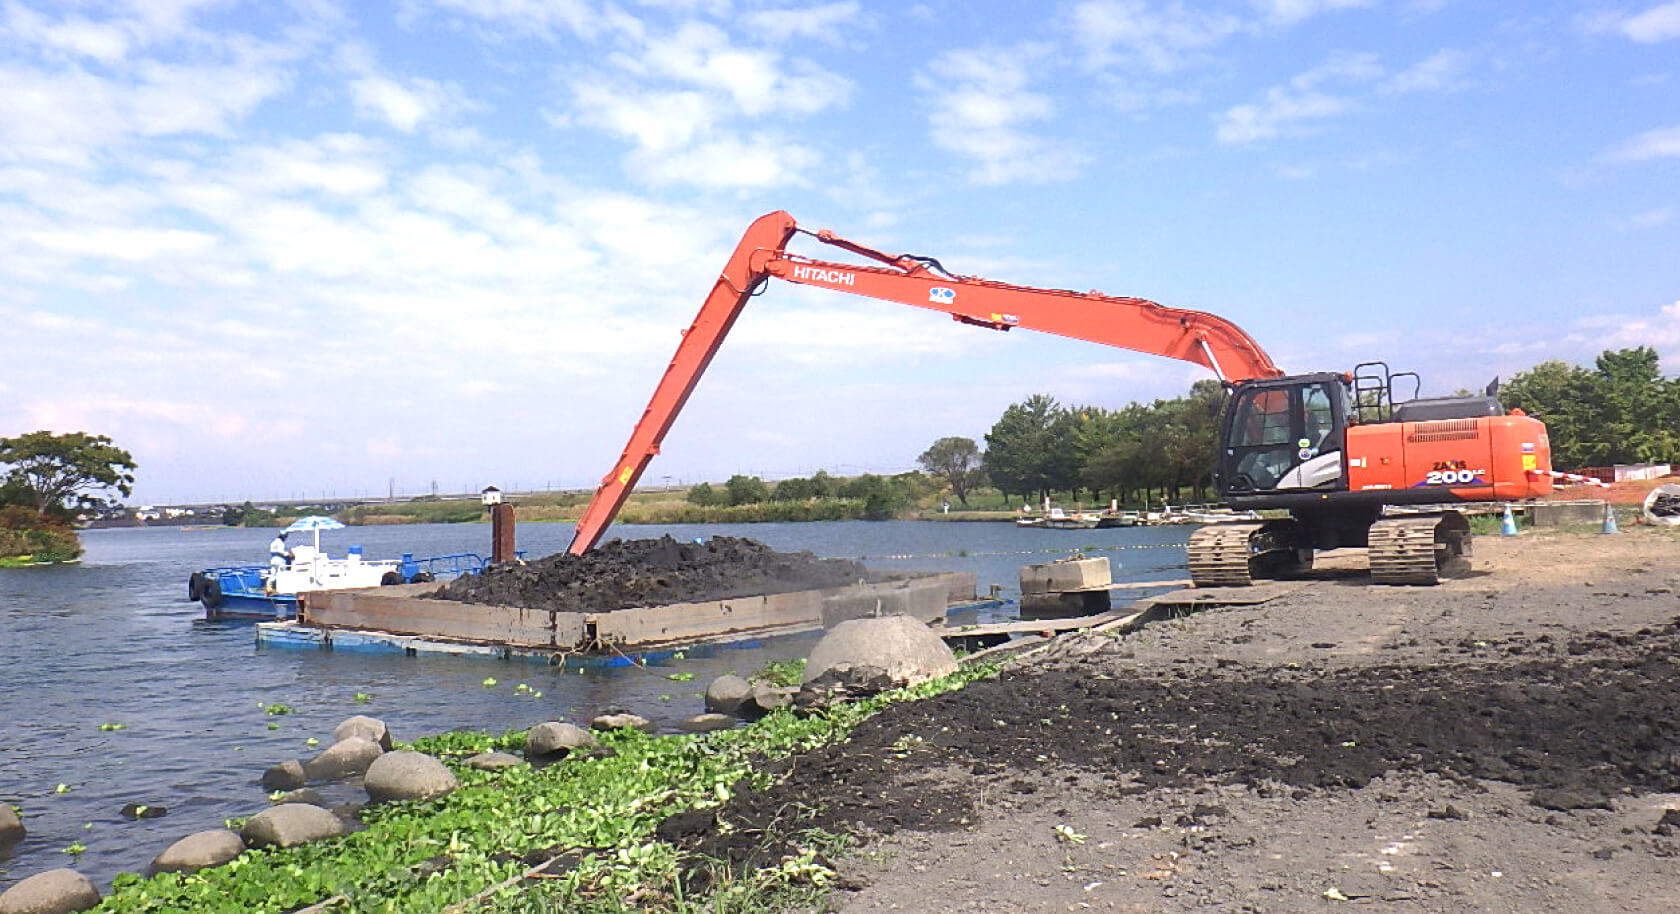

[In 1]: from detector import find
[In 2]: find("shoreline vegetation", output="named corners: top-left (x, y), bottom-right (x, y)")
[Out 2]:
top-left (231, 477), bottom-right (1122, 530)
top-left (0, 506), bottom-right (83, 565)
top-left (91, 663), bottom-right (995, 914)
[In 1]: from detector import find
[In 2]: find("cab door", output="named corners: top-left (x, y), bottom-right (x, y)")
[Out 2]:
top-left (1218, 380), bottom-right (1349, 495)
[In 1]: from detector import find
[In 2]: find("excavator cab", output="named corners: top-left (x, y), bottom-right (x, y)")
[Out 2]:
top-left (1216, 373), bottom-right (1354, 498)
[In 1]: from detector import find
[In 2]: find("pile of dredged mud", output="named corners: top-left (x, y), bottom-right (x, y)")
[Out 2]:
top-left (427, 535), bottom-right (867, 612)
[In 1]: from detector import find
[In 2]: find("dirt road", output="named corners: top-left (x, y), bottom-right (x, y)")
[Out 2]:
top-left (683, 527), bottom-right (1680, 913)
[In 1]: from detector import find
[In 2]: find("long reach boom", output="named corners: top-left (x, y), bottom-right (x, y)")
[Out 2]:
top-left (567, 210), bottom-right (1281, 555)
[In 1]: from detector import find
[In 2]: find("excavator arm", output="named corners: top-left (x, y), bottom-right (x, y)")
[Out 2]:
top-left (566, 210), bottom-right (1281, 554)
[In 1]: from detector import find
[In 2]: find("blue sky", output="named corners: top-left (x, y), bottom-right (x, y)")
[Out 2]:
top-left (2, 0), bottom-right (1677, 504)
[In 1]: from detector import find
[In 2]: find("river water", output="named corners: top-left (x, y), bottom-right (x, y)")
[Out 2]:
top-left (0, 519), bottom-right (1191, 888)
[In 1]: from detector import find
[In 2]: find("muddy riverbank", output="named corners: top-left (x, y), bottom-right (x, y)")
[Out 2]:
top-left (680, 528), bottom-right (1680, 912)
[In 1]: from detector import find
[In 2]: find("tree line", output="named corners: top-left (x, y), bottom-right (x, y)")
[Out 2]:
top-left (943, 381), bottom-right (1226, 508)
top-left (911, 346), bottom-right (1678, 511)
top-left (1502, 346), bottom-right (1680, 469)
top-left (685, 470), bottom-right (938, 520)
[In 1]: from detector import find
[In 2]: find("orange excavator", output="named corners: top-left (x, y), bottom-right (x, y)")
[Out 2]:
top-left (567, 211), bottom-right (1553, 586)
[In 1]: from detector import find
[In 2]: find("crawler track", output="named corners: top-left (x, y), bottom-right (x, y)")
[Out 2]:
top-left (1187, 523), bottom-right (1265, 587)
top-left (1368, 513), bottom-right (1470, 585)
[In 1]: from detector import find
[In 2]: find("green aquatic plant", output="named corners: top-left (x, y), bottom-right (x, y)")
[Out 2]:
top-left (64, 841), bottom-right (86, 855)
top-left (262, 703), bottom-right (294, 716)
top-left (94, 663), bottom-right (999, 913)
top-left (354, 692), bottom-right (372, 704)
top-left (754, 657), bottom-right (806, 687)
top-left (98, 722), bottom-right (126, 731)
top-left (483, 677), bottom-right (498, 687)
top-left (53, 783), bottom-right (71, 794)
top-left (666, 672), bottom-right (695, 682)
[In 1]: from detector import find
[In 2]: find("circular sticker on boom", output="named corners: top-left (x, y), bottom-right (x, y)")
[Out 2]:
top-left (1297, 437), bottom-right (1311, 448)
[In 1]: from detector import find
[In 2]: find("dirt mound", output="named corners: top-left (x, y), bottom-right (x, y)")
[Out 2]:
top-left (427, 535), bottom-right (866, 612)
top-left (675, 619), bottom-right (1680, 870)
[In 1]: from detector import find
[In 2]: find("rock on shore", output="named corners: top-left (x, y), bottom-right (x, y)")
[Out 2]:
top-left (363, 751), bottom-right (458, 803)
top-left (0, 869), bottom-right (100, 914)
top-left (151, 830), bottom-right (246, 875)
top-left (0, 804), bottom-right (22, 847)
top-left (241, 804), bottom-right (345, 849)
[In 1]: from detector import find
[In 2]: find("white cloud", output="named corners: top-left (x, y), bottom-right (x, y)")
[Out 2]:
top-left (567, 83), bottom-right (716, 153)
top-left (1611, 209), bottom-right (1674, 230)
top-left (24, 225), bottom-right (217, 262)
top-left (625, 132), bottom-right (821, 189)
top-left (919, 48), bottom-right (1087, 184)
top-left (1252, 0), bottom-right (1372, 26)
top-left (2, 4), bottom-right (134, 63)
top-left (350, 74), bottom-right (450, 132)
top-left (1381, 49), bottom-right (1471, 94)
top-left (1578, 300), bottom-right (1680, 353)
top-left (1216, 52), bottom-right (1457, 144)
top-left (558, 22), bottom-right (851, 187)
top-left (0, 50), bottom-right (291, 166)
top-left (427, 0), bottom-right (601, 38)
top-left (1066, 0), bottom-right (1244, 71)
top-left (1217, 90), bottom-right (1354, 143)
top-left (740, 2), bottom-right (864, 43)
top-left (1619, 1), bottom-right (1680, 42)
top-left (629, 23), bottom-right (851, 117)
top-left (1604, 124), bottom-right (1680, 161)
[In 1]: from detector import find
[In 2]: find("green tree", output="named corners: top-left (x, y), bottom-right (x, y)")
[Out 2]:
top-left (0, 431), bottom-right (136, 517)
top-left (686, 482), bottom-right (723, 507)
top-left (724, 474), bottom-right (770, 506)
top-left (807, 470), bottom-right (839, 498)
top-left (984, 394), bottom-right (1067, 501)
top-left (771, 477), bottom-right (817, 501)
top-left (916, 436), bottom-right (986, 506)
top-left (1504, 348), bottom-right (1680, 468)
top-left (838, 473), bottom-right (905, 520)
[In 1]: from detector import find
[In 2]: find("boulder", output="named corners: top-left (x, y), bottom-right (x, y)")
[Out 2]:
top-left (331, 715), bottom-right (394, 751)
top-left (749, 681), bottom-right (795, 715)
top-left (525, 722), bottom-right (596, 757)
top-left (704, 674), bottom-right (753, 716)
top-left (274, 788), bottom-right (326, 807)
top-left (0, 804), bottom-right (23, 847)
top-left (0, 869), bottom-right (100, 914)
top-left (466, 751), bottom-right (526, 771)
top-left (364, 751), bottom-right (458, 803)
top-left (679, 713), bottom-right (737, 733)
top-left (302, 736), bottom-right (383, 780)
top-left (241, 803), bottom-right (346, 848)
top-left (801, 615), bottom-right (957, 696)
top-left (590, 713), bottom-right (656, 733)
top-left (260, 760), bottom-right (307, 791)
top-left (150, 829), bottom-right (246, 875)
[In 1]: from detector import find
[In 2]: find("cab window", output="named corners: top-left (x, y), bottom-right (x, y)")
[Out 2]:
top-left (1233, 389), bottom-right (1291, 447)
top-left (1304, 385), bottom-right (1335, 446)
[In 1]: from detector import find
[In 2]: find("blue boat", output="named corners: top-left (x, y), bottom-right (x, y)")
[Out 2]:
top-left (187, 550), bottom-right (486, 621)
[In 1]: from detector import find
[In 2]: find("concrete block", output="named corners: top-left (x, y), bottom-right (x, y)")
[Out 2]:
top-left (1019, 590), bottom-right (1112, 620)
top-left (820, 578), bottom-right (947, 628)
top-left (1529, 501), bottom-right (1607, 527)
top-left (1019, 557), bottom-right (1112, 595)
